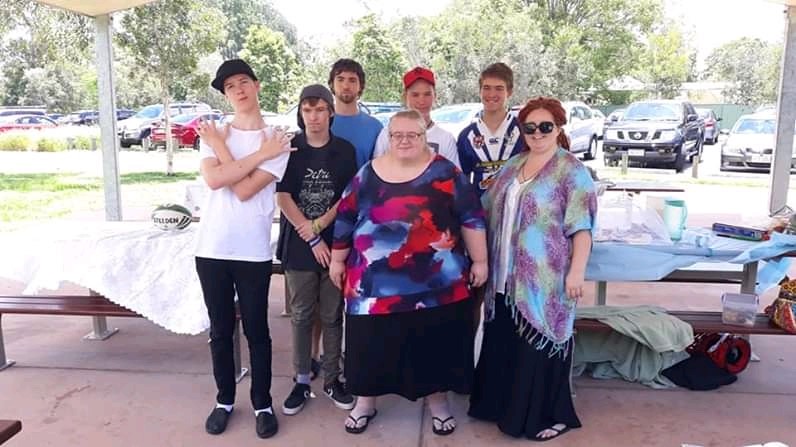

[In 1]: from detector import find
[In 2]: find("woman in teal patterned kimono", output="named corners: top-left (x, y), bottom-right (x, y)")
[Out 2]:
top-left (469, 96), bottom-right (597, 442)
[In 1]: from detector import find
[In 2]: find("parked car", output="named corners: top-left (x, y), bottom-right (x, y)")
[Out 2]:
top-left (361, 102), bottom-right (402, 115)
top-left (0, 108), bottom-right (46, 117)
top-left (602, 100), bottom-right (704, 172)
top-left (431, 103), bottom-right (483, 136)
top-left (150, 112), bottom-right (224, 151)
top-left (591, 109), bottom-right (605, 139)
top-left (0, 114), bottom-right (57, 133)
top-left (561, 101), bottom-right (601, 160)
top-left (61, 110), bottom-right (99, 125)
top-left (696, 108), bottom-right (722, 145)
top-left (603, 108), bottom-right (625, 137)
top-left (116, 108), bottom-right (135, 121)
top-left (720, 112), bottom-right (792, 171)
top-left (118, 102), bottom-right (212, 148)
top-left (372, 111), bottom-right (397, 127)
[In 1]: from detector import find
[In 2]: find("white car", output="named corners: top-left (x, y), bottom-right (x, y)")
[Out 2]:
top-left (431, 103), bottom-right (483, 137)
top-left (720, 112), bottom-right (795, 171)
top-left (561, 101), bottom-right (601, 160)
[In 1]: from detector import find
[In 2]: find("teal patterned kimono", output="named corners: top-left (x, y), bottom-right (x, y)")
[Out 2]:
top-left (483, 147), bottom-right (597, 355)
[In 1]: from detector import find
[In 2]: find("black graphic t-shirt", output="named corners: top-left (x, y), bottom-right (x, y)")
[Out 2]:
top-left (276, 132), bottom-right (357, 271)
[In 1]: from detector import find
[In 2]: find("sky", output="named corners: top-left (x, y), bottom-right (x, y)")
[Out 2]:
top-left (270, 0), bottom-right (788, 66)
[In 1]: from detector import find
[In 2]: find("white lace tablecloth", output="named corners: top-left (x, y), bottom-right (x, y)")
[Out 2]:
top-left (0, 221), bottom-right (209, 335)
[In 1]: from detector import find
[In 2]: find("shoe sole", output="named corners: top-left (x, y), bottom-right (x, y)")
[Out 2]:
top-left (325, 391), bottom-right (356, 410)
top-left (282, 401), bottom-right (306, 416)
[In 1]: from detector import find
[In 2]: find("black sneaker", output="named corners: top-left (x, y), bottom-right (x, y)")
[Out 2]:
top-left (324, 378), bottom-right (355, 410)
top-left (255, 410), bottom-right (278, 439)
top-left (205, 407), bottom-right (232, 435)
top-left (282, 383), bottom-right (311, 415)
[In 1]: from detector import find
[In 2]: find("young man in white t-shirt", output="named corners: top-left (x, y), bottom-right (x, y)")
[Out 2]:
top-left (195, 58), bottom-right (294, 440)
top-left (372, 67), bottom-right (460, 168)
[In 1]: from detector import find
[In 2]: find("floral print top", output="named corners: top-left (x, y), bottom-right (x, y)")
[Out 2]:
top-left (483, 148), bottom-right (597, 347)
top-left (333, 155), bottom-right (486, 315)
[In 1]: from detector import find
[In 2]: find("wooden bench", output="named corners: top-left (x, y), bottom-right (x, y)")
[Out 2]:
top-left (575, 310), bottom-right (793, 335)
top-left (0, 294), bottom-right (247, 381)
top-left (0, 420), bottom-right (21, 445)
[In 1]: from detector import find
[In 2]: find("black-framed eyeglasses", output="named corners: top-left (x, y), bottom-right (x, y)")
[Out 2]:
top-left (521, 121), bottom-right (556, 135)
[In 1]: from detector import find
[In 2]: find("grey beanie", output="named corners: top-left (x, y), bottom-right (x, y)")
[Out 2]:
top-left (296, 84), bottom-right (335, 130)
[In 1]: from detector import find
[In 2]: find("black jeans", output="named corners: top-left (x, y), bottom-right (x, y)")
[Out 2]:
top-left (196, 257), bottom-right (273, 410)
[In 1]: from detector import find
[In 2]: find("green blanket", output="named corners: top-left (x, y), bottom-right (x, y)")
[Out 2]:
top-left (573, 305), bottom-right (694, 389)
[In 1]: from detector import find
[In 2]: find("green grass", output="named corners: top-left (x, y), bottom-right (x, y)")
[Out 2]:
top-left (0, 171), bottom-right (199, 222)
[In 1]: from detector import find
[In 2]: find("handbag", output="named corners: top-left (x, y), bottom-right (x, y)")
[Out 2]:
top-left (765, 297), bottom-right (796, 334)
top-left (765, 278), bottom-right (796, 334)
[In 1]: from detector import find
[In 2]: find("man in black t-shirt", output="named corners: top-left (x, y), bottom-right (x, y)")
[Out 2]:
top-left (275, 84), bottom-right (357, 416)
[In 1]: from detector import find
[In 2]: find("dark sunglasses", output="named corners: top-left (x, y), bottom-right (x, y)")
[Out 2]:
top-left (522, 121), bottom-right (556, 135)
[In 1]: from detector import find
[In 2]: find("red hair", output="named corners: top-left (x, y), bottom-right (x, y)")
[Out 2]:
top-left (517, 96), bottom-right (570, 150)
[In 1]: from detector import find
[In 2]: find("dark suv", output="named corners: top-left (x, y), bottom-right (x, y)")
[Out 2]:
top-left (602, 100), bottom-right (704, 172)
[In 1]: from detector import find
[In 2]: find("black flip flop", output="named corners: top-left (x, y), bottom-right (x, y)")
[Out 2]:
top-left (431, 416), bottom-right (456, 436)
top-left (532, 425), bottom-right (570, 442)
top-left (345, 409), bottom-right (378, 434)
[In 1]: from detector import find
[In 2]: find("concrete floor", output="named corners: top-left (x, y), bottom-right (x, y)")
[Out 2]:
top-left (1, 276), bottom-right (795, 447)
top-left (1, 210), bottom-right (795, 446)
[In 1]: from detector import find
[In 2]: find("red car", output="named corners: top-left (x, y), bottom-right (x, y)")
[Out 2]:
top-left (0, 114), bottom-right (58, 133)
top-left (150, 112), bottom-right (222, 150)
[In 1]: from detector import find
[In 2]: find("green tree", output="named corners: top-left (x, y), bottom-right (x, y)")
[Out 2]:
top-left (527, 0), bottom-right (663, 92)
top-left (215, 0), bottom-right (299, 60)
top-left (0, 0), bottom-right (93, 110)
top-left (349, 14), bottom-right (407, 102)
top-left (635, 27), bottom-right (691, 99)
top-left (239, 24), bottom-right (301, 112)
top-left (117, 0), bottom-right (226, 174)
top-left (704, 37), bottom-right (781, 105)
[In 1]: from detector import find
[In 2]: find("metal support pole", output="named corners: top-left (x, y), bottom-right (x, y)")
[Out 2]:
top-left (769, 6), bottom-right (796, 214)
top-left (95, 14), bottom-right (122, 221)
top-left (595, 281), bottom-right (607, 305)
top-left (83, 290), bottom-right (119, 340)
top-left (620, 153), bottom-right (629, 175)
top-left (0, 315), bottom-right (16, 371)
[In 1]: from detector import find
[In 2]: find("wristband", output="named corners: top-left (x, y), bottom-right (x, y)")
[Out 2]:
top-left (309, 236), bottom-right (321, 248)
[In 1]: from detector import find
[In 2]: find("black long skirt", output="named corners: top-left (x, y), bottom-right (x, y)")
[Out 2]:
top-left (469, 295), bottom-right (581, 438)
top-left (344, 298), bottom-right (474, 401)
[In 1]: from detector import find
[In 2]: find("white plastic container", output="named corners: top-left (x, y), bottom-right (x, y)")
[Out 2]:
top-left (721, 292), bottom-right (759, 327)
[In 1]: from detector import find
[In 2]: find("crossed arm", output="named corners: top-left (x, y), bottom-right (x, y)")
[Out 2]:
top-left (197, 122), bottom-right (294, 201)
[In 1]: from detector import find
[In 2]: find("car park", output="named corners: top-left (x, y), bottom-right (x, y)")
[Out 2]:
top-left (431, 103), bottom-right (483, 137)
top-left (696, 108), bottom-right (722, 145)
top-left (602, 100), bottom-right (704, 172)
top-left (117, 102), bottom-right (212, 148)
top-left (149, 112), bottom-right (224, 151)
top-left (719, 112), bottom-right (792, 171)
top-left (0, 114), bottom-right (57, 133)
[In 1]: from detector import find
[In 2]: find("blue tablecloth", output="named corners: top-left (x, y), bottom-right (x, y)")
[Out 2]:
top-left (586, 232), bottom-right (796, 294)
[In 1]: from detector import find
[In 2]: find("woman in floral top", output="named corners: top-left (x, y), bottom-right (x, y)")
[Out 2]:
top-left (468, 96), bottom-right (597, 442)
top-left (330, 110), bottom-right (488, 436)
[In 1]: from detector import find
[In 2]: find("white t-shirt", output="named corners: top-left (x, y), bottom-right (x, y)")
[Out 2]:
top-left (373, 123), bottom-right (461, 168)
top-left (496, 177), bottom-right (526, 294)
top-left (195, 126), bottom-right (289, 262)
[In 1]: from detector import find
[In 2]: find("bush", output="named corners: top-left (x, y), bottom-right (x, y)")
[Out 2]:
top-left (0, 133), bottom-right (33, 151)
top-left (70, 135), bottom-right (95, 150)
top-left (36, 137), bottom-right (68, 152)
